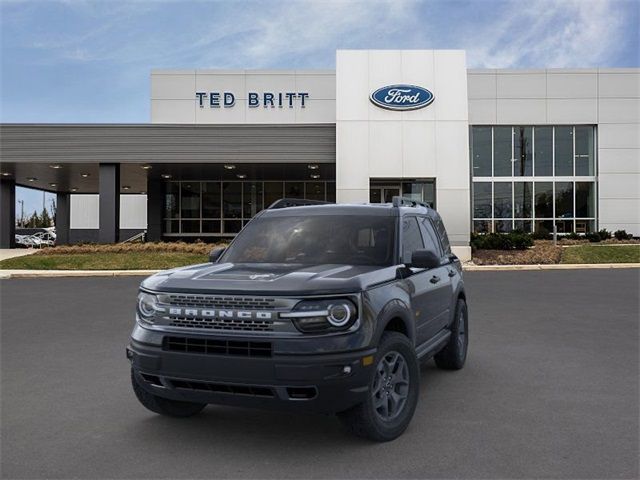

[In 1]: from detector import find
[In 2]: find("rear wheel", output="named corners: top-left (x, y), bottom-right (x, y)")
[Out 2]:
top-left (131, 369), bottom-right (206, 417)
top-left (338, 332), bottom-right (419, 442)
top-left (434, 298), bottom-right (468, 370)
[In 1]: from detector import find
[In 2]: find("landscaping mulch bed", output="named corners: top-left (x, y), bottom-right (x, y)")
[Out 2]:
top-left (472, 241), bottom-right (563, 265)
top-left (32, 241), bottom-right (227, 255)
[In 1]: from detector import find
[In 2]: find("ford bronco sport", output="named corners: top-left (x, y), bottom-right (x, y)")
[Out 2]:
top-left (128, 197), bottom-right (468, 441)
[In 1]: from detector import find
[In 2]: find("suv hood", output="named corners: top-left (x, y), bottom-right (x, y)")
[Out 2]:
top-left (141, 262), bottom-right (398, 295)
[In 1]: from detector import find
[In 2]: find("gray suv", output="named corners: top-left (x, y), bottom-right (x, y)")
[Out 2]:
top-left (127, 197), bottom-right (468, 441)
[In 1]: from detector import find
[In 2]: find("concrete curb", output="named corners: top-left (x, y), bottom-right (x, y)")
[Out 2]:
top-left (463, 263), bottom-right (640, 271)
top-left (1, 264), bottom-right (639, 278)
top-left (0, 269), bottom-right (160, 279)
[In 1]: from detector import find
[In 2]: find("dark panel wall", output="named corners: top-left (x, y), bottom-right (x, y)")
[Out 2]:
top-left (0, 124), bottom-right (336, 164)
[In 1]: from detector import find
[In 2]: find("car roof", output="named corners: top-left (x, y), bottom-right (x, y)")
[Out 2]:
top-left (260, 202), bottom-right (435, 218)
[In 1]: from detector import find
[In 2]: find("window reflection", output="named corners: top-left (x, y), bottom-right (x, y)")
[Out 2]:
top-left (555, 127), bottom-right (573, 176)
top-left (514, 127), bottom-right (532, 176)
top-left (534, 127), bottom-right (553, 176)
top-left (493, 183), bottom-right (512, 218)
top-left (471, 127), bottom-right (492, 176)
top-left (494, 127), bottom-right (512, 176)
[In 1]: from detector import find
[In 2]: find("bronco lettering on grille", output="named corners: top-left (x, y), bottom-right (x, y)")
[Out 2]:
top-left (168, 308), bottom-right (274, 320)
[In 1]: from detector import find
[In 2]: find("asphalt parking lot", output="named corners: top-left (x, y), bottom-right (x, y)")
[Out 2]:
top-left (1, 269), bottom-right (638, 479)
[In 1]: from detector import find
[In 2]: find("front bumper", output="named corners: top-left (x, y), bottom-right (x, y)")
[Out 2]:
top-left (128, 337), bottom-right (376, 414)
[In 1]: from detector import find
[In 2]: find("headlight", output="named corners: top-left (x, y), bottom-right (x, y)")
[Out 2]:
top-left (282, 299), bottom-right (358, 333)
top-left (137, 291), bottom-right (159, 323)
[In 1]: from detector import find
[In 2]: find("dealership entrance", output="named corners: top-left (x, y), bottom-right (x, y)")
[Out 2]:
top-left (369, 180), bottom-right (436, 207)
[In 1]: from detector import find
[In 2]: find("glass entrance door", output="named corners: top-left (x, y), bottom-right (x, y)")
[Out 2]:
top-left (370, 180), bottom-right (435, 207)
top-left (370, 186), bottom-right (400, 204)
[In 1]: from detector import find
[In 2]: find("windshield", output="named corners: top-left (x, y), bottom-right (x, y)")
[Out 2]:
top-left (222, 215), bottom-right (396, 266)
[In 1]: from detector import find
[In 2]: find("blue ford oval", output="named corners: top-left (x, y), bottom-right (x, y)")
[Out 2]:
top-left (370, 84), bottom-right (434, 111)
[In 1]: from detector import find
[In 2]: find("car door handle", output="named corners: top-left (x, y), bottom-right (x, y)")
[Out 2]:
top-left (430, 275), bottom-right (441, 284)
top-left (448, 269), bottom-right (456, 277)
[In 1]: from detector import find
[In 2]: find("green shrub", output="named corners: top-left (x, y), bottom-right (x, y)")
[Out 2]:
top-left (532, 227), bottom-right (552, 240)
top-left (614, 229), bottom-right (632, 240)
top-left (597, 229), bottom-right (612, 240)
top-left (565, 232), bottom-right (581, 240)
top-left (586, 232), bottom-right (601, 243)
top-left (470, 232), bottom-right (533, 251)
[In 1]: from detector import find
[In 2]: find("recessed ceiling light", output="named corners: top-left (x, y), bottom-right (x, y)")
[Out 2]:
top-left (236, 174), bottom-right (247, 179)
top-left (49, 164), bottom-right (62, 169)
top-left (224, 164), bottom-right (236, 170)
top-left (141, 165), bottom-right (152, 170)
top-left (310, 174), bottom-right (320, 179)
top-left (122, 185), bottom-right (131, 190)
top-left (81, 173), bottom-right (90, 178)
top-left (27, 177), bottom-right (37, 182)
top-left (49, 183), bottom-right (57, 187)
top-left (307, 164), bottom-right (319, 170)
top-left (1, 172), bottom-right (11, 176)
top-left (161, 174), bottom-right (172, 179)
top-left (71, 187), bottom-right (78, 192)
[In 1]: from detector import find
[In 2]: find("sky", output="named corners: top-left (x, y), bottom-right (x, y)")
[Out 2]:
top-left (1, 0), bottom-right (639, 218)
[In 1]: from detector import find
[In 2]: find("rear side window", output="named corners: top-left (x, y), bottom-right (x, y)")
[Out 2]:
top-left (419, 217), bottom-right (443, 257)
top-left (401, 217), bottom-right (424, 264)
top-left (434, 217), bottom-right (451, 254)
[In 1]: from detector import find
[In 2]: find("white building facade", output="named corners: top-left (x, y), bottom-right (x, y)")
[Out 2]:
top-left (1, 50), bottom-right (638, 255)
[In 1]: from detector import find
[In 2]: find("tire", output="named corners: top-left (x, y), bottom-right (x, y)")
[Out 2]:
top-left (131, 369), bottom-right (206, 417)
top-left (338, 332), bottom-right (420, 442)
top-left (434, 298), bottom-right (468, 370)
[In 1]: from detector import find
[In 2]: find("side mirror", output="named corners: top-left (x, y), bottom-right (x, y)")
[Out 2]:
top-left (209, 247), bottom-right (226, 263)
top-left (409, 249), bottom-right (441, 269)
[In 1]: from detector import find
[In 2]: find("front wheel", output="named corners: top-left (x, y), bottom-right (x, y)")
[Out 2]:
top-left (434, 298), bottom-right (468, 370)
top-left (131, 369), bottom-right (206, 417)
top-left (338, 332), bottom-right (420, 442)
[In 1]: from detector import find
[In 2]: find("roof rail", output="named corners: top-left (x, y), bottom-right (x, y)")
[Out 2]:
top-left (267, 198), bottom-right (332, 209)
top-left (391, 196), bottom-right (431, 209)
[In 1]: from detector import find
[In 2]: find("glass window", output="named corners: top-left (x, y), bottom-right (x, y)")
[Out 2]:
top-left (222, 182), bottom-right (242, 219)
top-left (181, 220), bottom-right (200, 233)
top-left (202, 182), bottom-right (221, 218)
top-left (514, 220), bottom-right (532, 232)
top-left (418, 217), bottom-right (442, 257)
top-left (473, 220), bottom-right (491, 233)
top-left (494, 127), bottom-right (512, 176)
top-left (514, 182), bottom-right (532, 218)
top-left (221, 215), bottom-right (396, 266)
top-left (555, 181), bottom-right (573, 218)
top-left (305, 182), bottom-right (325, 201)
top-left (495, 220), bottom-right (512, 233)
top-left (471, 127), bottom-right (492, 176)
top-left (434, 217), bottom-right (451, 254)
top-left (493, 182), bottom-right (512, 218)
top-left (326, 182), bottom-right (336, 203)
top-left (473, 182), bottom-right (492, 218)
top-left (180, 182), bottom-right (200, 219)
top-left (535, 220), bottom-right (554, 235)
top-left (165, 183), bottom-right (179, 218)
top-left (575, 127), bottom-right (594, 176)
top-left (223, 219), bottom-right (242, 234)
top-left (164, 219), bottom-right (179, 233)
top-left (555, 219), bottom-right (573, 233)
top-left (555, 127), bottom-right (573, 176)
top-left (575, 182), bottom-right (595, 217)
top-left (285, 182), bottom-right (303, 198)
top-left (202, 220), bottom-right (221, 233)
top-left (534, 127), bottom-right (553, 176)
top-left (402, 217), bottom-right (424, 264)
top-left (535, 182), bottom-right (553, 218)
top-left (243, 182), bottom-right (263, 218)
top-left (514, 127), bottom-right (533, 176)
top-left (264, 182), bottom-right (283, 207)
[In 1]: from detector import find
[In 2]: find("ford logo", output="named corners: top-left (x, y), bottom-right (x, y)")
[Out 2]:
top-left (370, 84), bottom-right (434, 111)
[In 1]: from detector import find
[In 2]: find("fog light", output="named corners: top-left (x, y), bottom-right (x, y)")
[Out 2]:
top-left (362, 355), bottom-right (374, 366)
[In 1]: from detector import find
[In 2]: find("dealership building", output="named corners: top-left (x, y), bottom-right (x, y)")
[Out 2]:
top-left (1, 50), bottom-right (639, 260)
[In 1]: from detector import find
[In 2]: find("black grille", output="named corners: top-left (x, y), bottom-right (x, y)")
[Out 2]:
top-left (166, 295), bottom-right (276, 310)
top-left (163, 336), bottom-right (272, 357)
top-left (168, 379), bottom-right (274, 398)
top-left (168, 316), bottom-right (273, 332)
